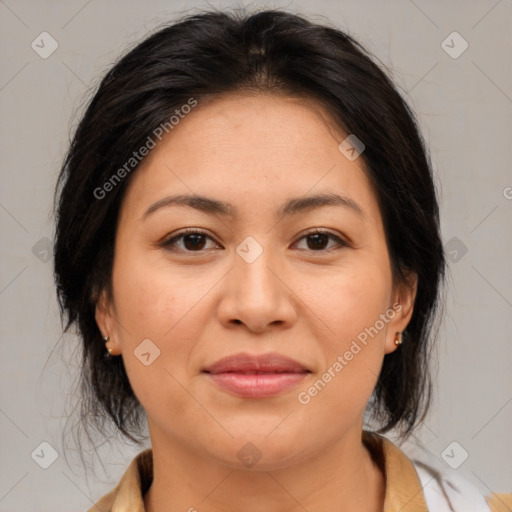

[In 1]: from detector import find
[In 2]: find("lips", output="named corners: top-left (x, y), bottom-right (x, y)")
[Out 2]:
top-left (202, 353), bottom-right (311, 398)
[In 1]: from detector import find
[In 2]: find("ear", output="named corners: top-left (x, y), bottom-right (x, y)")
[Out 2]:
top-left (384, 271), bottom-right (418, 355)
top-left (94, 288), bottom-right (122, 356)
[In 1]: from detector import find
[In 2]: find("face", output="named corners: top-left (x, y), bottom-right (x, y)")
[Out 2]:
top-left (96, 93), bottom-right (416, 470)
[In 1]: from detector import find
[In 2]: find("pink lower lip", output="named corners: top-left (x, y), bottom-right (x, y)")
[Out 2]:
top-left (205, 372), bottom-right (309, 398)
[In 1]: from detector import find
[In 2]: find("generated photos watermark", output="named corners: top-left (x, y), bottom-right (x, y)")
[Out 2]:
top-left (297, 301), bottom-right (402, 405)
top-left (93, 97), bottom-right (198, 200)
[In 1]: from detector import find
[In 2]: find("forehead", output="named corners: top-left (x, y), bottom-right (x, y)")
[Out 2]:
top-left (168, 92), bottom-right (346, 159)
top-left (134, 92), bottom-right (349, 177)
top-left (119, 93), bottom-right (380, 224)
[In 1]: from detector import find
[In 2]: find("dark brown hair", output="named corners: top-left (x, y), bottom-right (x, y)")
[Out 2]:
top-left (53, 7), bottom-right (445, 449)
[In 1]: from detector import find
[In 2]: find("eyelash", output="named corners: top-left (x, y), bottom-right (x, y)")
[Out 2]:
top-left (160, 228), bottom-right (349, 254)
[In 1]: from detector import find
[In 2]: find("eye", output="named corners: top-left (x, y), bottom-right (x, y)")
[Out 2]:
top-left (294, 230), bottom-right (348, 252)
top-left (160, 228), bottom-right (348, 253)
top-left (160, 229), bottom-right (220, 252)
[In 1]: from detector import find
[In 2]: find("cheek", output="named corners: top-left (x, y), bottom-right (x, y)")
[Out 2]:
top-left (109, 249), bottom-right (187, 370)
top-left (296, 258), bottom-right (392, 400)
top-left (112, 246), bottom-right (207, 340)
top-left (110, 254), bottom-right (205, 421)
top-left (303, 258), bottom-right (392, 341)
top-left (295, 269), bottom-right (389, 424)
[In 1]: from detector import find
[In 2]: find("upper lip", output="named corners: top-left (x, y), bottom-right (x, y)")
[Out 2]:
top-left (202, 352), bottom-right (311, 374)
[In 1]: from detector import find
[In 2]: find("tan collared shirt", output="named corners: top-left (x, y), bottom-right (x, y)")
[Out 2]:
top-left (87, 430), bottom-right (512, 512)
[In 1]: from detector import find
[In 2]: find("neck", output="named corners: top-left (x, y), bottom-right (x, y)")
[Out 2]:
top-left (144, 426), bottom-right (385, 512)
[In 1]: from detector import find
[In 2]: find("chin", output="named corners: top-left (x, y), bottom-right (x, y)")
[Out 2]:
top-left (206, 432), bottom-right (307, 471)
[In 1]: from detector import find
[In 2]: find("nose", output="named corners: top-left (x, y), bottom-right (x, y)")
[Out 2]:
top-left (216, 244), bottom-right (298, 333)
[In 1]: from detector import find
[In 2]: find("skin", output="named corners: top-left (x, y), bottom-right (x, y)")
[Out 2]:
top-left (96, 92), bottom-right (417, 512)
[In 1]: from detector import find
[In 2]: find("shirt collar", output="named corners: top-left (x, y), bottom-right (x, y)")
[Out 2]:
top-left (90, 430), bottom-right (428, 512)
top-left (362, 430), bottom-right (429, 511)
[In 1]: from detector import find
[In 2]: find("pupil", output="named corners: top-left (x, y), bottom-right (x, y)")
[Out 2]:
top-left (184, 234), bottom-right (205, 250)
top-left (308, 234), bottom-right (327, 250)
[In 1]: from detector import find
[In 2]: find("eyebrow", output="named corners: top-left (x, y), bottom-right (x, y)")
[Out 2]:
top-left (141, 192), bottom-right (365, 220)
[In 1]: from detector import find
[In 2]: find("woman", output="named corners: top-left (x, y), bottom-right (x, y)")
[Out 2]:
top-left (53, 8), bottom-right (511, 512)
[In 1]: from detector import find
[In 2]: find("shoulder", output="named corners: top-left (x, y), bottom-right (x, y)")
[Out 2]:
top-left (364, 430), bottom-right (511, 512)
top-left (410, 454), bottom-right (511, 512)
top-left (86, 448), bottom-right (153, 512)
top-left (485, 493), bottom-right (512, 512)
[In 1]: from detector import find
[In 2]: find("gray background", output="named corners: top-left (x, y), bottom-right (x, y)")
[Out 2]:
top-left (0, 0), bottom-right (511, 510)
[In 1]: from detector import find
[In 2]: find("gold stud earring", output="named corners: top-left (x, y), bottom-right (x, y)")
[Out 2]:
top-left (104, 335), bottom-right (113, 355)
top-left (394, 331), bottom-right (403, 346)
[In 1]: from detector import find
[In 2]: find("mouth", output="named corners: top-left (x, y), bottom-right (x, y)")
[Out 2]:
top-left (202, 352), bottom-right (311, 398)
